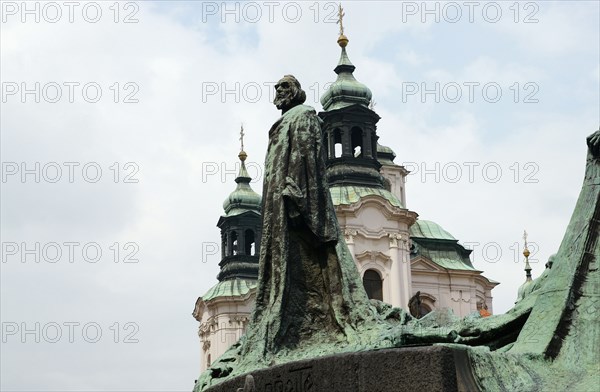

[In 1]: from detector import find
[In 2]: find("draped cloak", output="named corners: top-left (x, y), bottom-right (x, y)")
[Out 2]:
top-left (243, 104), bottom-right (379, 358)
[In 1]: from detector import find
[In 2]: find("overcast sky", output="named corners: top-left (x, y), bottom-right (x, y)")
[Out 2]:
top-left (1, 1), bottom-right (599, 390)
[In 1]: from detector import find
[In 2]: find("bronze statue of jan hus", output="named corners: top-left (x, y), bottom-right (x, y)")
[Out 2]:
top-left (194, 76), bottom-right (396, 391)
top-left (241, 75), bottom-right (383, 357)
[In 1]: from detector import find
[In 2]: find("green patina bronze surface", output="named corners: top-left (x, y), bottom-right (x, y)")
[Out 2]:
top-left (193, 74), bottom-right (600, 391)
top-left (410, 220), bottom-right (456, 241)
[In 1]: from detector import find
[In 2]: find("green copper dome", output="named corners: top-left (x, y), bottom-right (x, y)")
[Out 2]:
top-left (320, 45), bottom-right (372, 111)
top-left (223, 152), bottom-right (261, 216)
top-left (410, 220), bottom-right (476, 271)
top-left (201, 279), bottom-right (257, 302)
top-left (377, 143), bottom-right (397, 165)
top-left (410, 220), bottom-right (456, 241)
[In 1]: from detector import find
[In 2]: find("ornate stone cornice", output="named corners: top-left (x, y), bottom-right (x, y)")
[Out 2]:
top-left (335, 195), bottom-right (418, 225)
top-left (192, 297), bottom-right (204, 322)
top-left (355, 250), bottom-right (392, 265)
top-left (231, 315), bottom-right (250, 325)
top-left (388, 232), bottom-right (409, 249)
top-left (338, 225), bottom-right (412, 242)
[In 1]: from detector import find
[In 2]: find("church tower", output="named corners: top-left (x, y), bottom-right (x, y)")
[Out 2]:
top-left (318, 12), bottom-right (418, 310)
top-left (216, 135), bottom-right (262, 281)
top-left (192, 132), bottom-right (261, 373)
top-left (319, 30), bottom-right (384, 189)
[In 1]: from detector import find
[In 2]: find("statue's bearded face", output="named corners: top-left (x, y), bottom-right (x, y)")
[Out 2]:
top-left (274, 79), bottom-right (295, 111)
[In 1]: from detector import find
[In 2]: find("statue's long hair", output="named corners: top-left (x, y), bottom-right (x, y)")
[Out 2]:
top-left (282, 74), bottom-right (307, 106)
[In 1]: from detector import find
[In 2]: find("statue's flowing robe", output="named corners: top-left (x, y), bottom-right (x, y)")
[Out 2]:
top-left (244, 104), bottom-right (377, 357)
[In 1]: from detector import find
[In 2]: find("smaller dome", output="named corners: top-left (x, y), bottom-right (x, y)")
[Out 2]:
top-left (320, 46), bottom-right (372, 111)
top-left (410, 220), bottom-right (456, 241)
top-left (320, 73), bottom-right (372, 110)
top-left (377, 144), bottom-right (396, 155)
top-left (223, 181), bottom-right (261, 215)
top-left (222, 155), bottom-right (261, 216)
top-left (377, 143), bottom-right (396, 165)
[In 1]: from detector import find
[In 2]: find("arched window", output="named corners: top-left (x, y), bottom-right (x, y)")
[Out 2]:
top-left (245, 229), bottom-right (255, 255)
top-left (420, 303), bottom-right (432, 317)
top-left (231, 231), bottom-right (238, 256)
top-left (418, 293), bottom-right (436, 317)
top-left (222, 232), bottom-right (228, 258)
top-left (362, 269), bottom-right (383, 301)
top-left (383, 177), bottom-right (392, 192)
top-left (351, 127), bottom-right (363, 157)
top-left (207, 354), bottom-right (211, 367)
top-left (333, 128), bottom-right (342, 158)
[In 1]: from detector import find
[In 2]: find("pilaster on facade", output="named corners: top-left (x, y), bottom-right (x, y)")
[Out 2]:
top-left (387, 232), bottom-right (412, 310)
top-left (344, 228), bottom-right (358, 243)
top-left (380, 165), bottom-right (409, 207)
top-left (344, 229), bottom-right (358, 259)
top-left (387, 232), bottom-right (402, 248)
top-left (202, 339), bottom-right (211, 352)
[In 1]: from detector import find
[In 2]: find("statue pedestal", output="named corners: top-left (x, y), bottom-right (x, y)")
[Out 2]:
top-left (204, 346), bottom-right (480, 392)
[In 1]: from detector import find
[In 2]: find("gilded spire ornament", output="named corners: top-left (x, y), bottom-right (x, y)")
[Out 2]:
top-left (523, 230), bottom-right (532, 281)
top-left (336, 3), bottom-right (348, 47)
top-left (239, 124), bottom-right (247, 162)
top-left (337, 3), bottom-right (345, 36)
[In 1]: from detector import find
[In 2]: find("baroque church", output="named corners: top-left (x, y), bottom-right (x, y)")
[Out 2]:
top-left (192, 31), bottom-right (498, 372)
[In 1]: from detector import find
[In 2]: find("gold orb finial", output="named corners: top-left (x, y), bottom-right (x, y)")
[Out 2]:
top-left (238, 123), bottom-right (247, 161)
top-left (337, 34), bottom-right (349, 48)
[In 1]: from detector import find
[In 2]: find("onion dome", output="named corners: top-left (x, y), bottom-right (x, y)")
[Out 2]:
top-left (320, 33), bottom-right (373, 111)
top-left (223, 150), bottom-right (261, 216)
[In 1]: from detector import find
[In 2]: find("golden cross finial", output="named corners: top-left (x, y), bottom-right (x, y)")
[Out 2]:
top-left (523, 229), bottom-right (531, 260)
top-left (239, 124), bottom-right (245, 151)
top-left (337, 3), bottom-right (345, 36)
